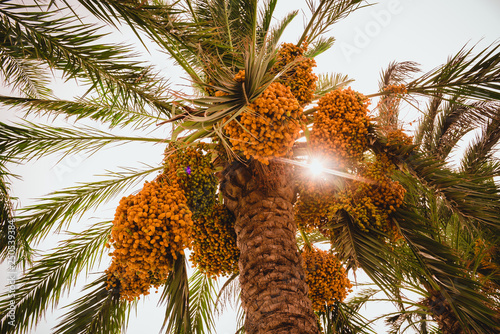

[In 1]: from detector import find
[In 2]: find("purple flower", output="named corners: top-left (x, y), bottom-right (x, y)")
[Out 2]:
top-left (185, 166), bottom-right (192, 175)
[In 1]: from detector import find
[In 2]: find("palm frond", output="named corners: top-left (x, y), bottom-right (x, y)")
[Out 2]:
top-left (159, 262), bottom-right (218, 334)
top-left (305, 36), bottom-right (336, 58)
top-left (461, 115), bottom-right (500, 174)
top-left (51, 274), bottom-right (132, 334)
top-left (401, 152), bottom-right (500, 232)
top-left (0, 49), bottom-right (51, 98)
top-left (379, 61), bottom-right (420, 90)
top-left (327, 211), bottom-right (402, 300)
top-left (375, 61), bottom-right (420, 132)
top-left (384, 309), bottom-right (433, 334)
top-left (258, 0), bottom-right (278, 43)
top-left (215, 273), bottom-right (240, 316)
top-left (187, 269), bottom-right (218, 334)
top-left (1, 165), bottom-right (163, 262)
top-left (0, 221), bottom-right (111, 334)
top-left (407, 42), bottom-right (500, 101)
top-left (1, 1), bottom-right (172, 113)
top-left (0, 121), bottom-right (167, 164)
top-left (320, 300), bottom-right (377, 334)
top-left (425, 100), bottom-right (499, 161)
top-left (318, 288), bottom-right (378, 334)
top-left (414, 95), bottom-right (443, 148)
top-left (159, 255), bottom-right (191, 333)
top-left (74, 0), bottom-right (207, 82)
top-left (0, 164), bottom-right (16, 256)
top-left (298, 0), bottom-right (368, 45)
top-left (267, 10), bottom-right (298, 52)
top-left (0, 95), bottom-right (171, 129)
top-left (175, 38), bottom-right (280, 147)
top-left (394, 206), bottom-right (500, 333)
top-left (314, 72), bottom-right (353, 97)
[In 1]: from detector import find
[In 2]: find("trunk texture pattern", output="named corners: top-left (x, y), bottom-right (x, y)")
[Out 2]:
top-left (220, 161), bottom-right (319, 334)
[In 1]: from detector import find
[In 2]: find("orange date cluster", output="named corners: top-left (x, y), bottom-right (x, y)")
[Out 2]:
top-left (190, 204), bottom-right (240, 278)
top-left (332, 156), bottom-right (405, 236)
top-left (106, 177), bottom-right (193, 301)
top-left (165, 143), bottom-right (218, 218)
top-left (223, 81), bottom-right (305, 164)
top-left (274, 42), bottom-right (318, 105)
top-left (302, 247), bottom-right (352, 313)
top-left (310, 87), bottom-right (371, 167)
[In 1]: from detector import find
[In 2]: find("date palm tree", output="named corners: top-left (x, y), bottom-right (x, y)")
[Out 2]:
top-left (0, 1), bottom-right (499, 333)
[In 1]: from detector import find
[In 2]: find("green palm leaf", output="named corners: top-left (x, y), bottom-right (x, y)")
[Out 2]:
top-left (314, 73), bottom-right (353, 97)
top-left (0, 50), bottom-right (51, 98)
top-left (461, 116), bottom-right (500, 174)
top-left (1, 165), bottom-right (163, 263)
top-left (1, 1), bottom-right (172, 112)
top-left (0, 95), bottom-right (171, 129)
top-left (407, 42), bottom-right (500, 101)
top-left (159, 256), bottom-right (190, 333)
top-left (299, 0), bottom-right (368, 45)
top-left (394, 206), bottom-right (500, 333)
top-left (0, 121), bottom-right (167, 164)
top-left (51, 274), bottom-right (132, 334)
top-left (415, 99), bottom-right (499, 160)
top-left (0, 221), bottom-right (111, 334)
top-left (319, 297), bottom-right (377, 334)
top-left (159, 260), bottom-right (218, 334)
top-left (187, 269), bottom-right (218, 334)
top-left (328, 211), bottom-right (402, 303)
top-left (402, 152), bottom-right (500, 231)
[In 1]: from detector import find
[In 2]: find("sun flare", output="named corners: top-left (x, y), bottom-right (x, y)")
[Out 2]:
top-left (309, 159), bottom-right (325, 177)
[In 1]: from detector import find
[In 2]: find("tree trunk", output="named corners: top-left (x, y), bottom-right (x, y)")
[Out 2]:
top-left (220, 160), bottom-right (319, 334)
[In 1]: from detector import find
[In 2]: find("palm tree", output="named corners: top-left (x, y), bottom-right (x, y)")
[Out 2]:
top-left (0, 0), bottom-right (499, 333)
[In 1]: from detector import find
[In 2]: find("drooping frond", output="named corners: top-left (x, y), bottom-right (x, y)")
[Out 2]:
top-left (159, 256), bottom-right (190, 333)
top-left (0, 221), bottom-right (111, 334)
top-left (425, 100), bottom-right (499, 160)
top-left (394, 206), bottom-right (500, 333)
top-left (51, 274), bottom-right (132, 334)
top-left (461, 115), bottom-right (500, 174)
top-left (401, 152), bottom-right (500, 232)
top-left (379, 61), bottom-right (420, 90)
top-left (187, 269), bottom-right (218, 334)
top-left (1, 165), bottom-right (163, 262)
top-left (328, 211), bottom-right (402, 300)
top-left (319, 289), bottom-right (378, 334)
top-left (0, 121), bottom-right (167, 164)
top-left (0, 164), bottom-right (16, 252)
top-left (298, 0), bottom-right (368, 45)
top-left (407, 42), bottom-right (500, 101)
top-left (159, 261), bottom-right (218, 334)
top-left (215, 273), bottom-right (240, 316)
top-left (414, 95), bottom-right (443, 147)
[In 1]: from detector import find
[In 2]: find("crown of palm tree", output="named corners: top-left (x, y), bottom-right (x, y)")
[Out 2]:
top-left (1, 1), bottom-right (499, 333)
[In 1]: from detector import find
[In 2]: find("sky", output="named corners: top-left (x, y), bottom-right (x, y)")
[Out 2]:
top-left (1, 0), bottom-right (500, 333)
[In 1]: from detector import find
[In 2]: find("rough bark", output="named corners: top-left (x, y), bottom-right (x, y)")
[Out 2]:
top-left (220, 160), bottom-right (319, 334)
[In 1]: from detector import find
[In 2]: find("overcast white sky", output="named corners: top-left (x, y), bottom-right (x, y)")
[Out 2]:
top-left (1, 0), bottom-right (500, 333)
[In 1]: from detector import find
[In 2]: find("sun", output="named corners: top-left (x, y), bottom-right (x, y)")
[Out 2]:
top-left (309, 159), bottom-right (325, 177)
